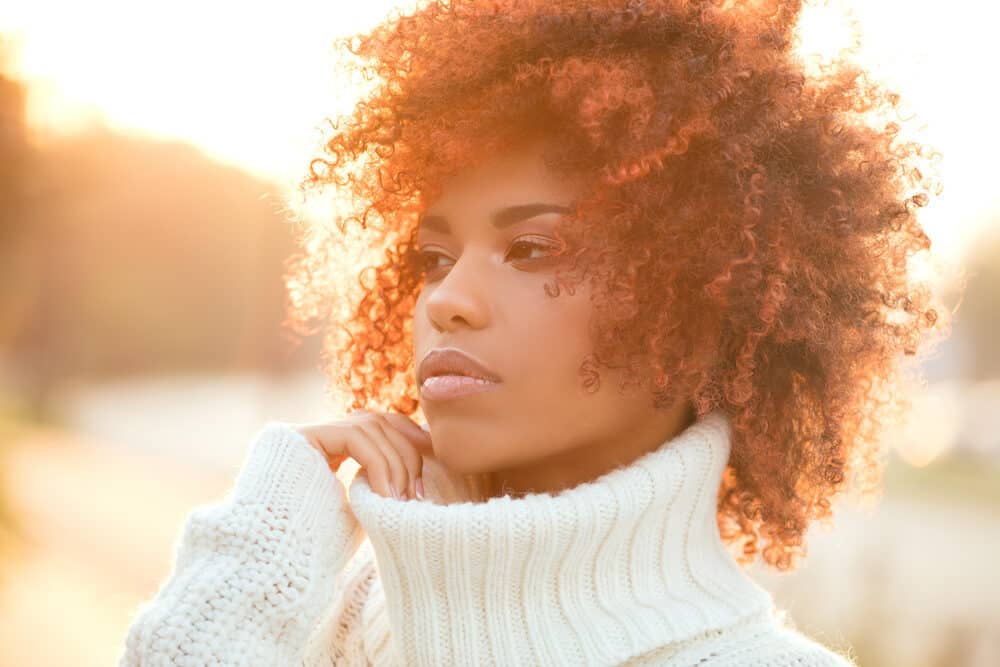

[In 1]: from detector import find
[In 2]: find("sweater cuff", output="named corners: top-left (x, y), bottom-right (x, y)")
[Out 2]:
top-left (118, 422), bottom-right (367, 666)
top-left (229, 420), bottom-right (358, 542)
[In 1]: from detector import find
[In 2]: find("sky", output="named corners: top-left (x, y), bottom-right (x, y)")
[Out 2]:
top-left (2, 0), bottom-right (997, 267)
top-left (1, 0), bottom-right (416, 185)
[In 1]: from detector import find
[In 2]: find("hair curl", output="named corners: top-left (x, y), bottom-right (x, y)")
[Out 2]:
top-left (284, 0), bottom-right (955, 571)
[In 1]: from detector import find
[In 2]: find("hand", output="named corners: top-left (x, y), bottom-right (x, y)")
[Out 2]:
top-left (292, 410), bottom-right (432, 501)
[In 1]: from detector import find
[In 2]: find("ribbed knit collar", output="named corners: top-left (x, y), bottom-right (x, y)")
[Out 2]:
top-left (347, 408), bottom-right (777, 666)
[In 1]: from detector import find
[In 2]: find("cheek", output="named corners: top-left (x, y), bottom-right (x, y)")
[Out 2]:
top-left (509, 288), bottom-right (594, 392)
top-left (411, 279), bottom-right (595, 399)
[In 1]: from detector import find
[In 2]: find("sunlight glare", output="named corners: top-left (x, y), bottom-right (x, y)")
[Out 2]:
top-left (0, 0), bottom-right (996, 264)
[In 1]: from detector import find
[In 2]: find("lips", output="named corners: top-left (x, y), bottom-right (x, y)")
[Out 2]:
top-left (417, 348), bottom-right (502, 387)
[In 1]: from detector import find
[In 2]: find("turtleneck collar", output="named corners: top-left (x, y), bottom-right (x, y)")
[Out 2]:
top-left (347, 407), bottom-right (777, 666)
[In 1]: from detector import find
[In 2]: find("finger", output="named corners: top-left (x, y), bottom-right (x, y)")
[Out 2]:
top-left (357, 421), bottom-right (409, 499)
top-left (344, 425), bottom-right (394, 498)
top-left (295, 423), bottom-right (349, 469)
top-left (373, 415), bottom-right (425, 499)
top-left (383, 411), bottom-right (434, 451)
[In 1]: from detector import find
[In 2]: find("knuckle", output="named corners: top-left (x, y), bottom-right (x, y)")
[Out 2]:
top-left (372, 459), bottom-right (390, 479)
top-left (401, 448), bottom-right (421, 472)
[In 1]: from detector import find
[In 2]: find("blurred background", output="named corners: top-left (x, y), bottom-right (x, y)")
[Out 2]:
top-left (0, 1), bottom-right (997, 665)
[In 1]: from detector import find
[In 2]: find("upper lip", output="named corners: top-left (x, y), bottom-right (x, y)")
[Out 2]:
top-left (418, 348), bottom-right (502, 386)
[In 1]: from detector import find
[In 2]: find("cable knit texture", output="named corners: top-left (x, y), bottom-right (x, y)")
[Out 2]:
top-left (118, 408), bottom-right (857, 666)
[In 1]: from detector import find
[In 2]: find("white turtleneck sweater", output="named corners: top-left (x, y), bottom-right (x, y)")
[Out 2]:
top-left (118, 408), bottom-right (856, 666)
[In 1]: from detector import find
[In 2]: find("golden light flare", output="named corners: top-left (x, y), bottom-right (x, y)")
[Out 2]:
top-left (794, 0), bottom-right (861, 70)
top-left (888, 379), bottom-right (963, 468)
top-left (0, 0), bottom-right (409, 185)
top-left (1, 2), bottom-right (988, 466)
top-left (2, 0), bottom-right (993, 270)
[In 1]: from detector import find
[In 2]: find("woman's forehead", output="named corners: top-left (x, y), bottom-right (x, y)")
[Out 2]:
top-left (422, 141), bottom-right (584, 218)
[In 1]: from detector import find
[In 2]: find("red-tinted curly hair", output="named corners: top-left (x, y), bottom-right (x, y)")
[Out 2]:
top-left (284, 0), bottom-right (954, 571)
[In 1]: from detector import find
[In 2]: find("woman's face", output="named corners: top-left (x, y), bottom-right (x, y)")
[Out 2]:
top-left (413, 137), bottom-right (690, 488)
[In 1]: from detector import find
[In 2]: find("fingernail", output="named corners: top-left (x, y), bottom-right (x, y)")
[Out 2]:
top-left (390, 483), bottom-right (400, 500)
top-left (415, 477), bottom-right (425, 500)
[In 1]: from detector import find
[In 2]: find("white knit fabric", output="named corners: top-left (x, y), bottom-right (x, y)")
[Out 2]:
top-left (119, 408), bottom-right (857, 666)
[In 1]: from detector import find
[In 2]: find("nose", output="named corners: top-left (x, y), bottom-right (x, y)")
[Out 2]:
top-left (422, 248), bottom-right (491, 332)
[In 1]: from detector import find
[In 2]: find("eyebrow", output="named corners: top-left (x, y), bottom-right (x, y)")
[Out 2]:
top-left (417, 203), bottom-right (572, 234)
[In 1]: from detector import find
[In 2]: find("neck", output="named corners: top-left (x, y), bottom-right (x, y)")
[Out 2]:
top-left (486, 401), bottom-right (697, 498)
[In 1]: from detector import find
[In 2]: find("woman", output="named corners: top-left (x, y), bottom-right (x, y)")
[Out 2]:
top-left (119, 0), bottom-right (948, 664)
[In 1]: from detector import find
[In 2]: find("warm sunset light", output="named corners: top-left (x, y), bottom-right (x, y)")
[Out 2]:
top-left (3, 3), bottom-right (999, 666)
top-left (0, 0), bottom-right (417, 185)
top-left (1, 0), bottom-right (997, 269)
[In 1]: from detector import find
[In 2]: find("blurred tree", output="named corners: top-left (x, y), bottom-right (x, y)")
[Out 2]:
top-left (4, 131), bottom-right (320, 404)
top-left (0, 40), bottom-right (29, 580)
top-left (0, 55), bottom-right (32, 384)
top-left (0, 43), bottom-right (320, 417)
top-left (0, 33), bottom-right (323, 582)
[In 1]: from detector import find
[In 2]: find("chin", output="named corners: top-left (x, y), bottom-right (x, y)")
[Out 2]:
top-left (427, 430), bottom-right (498, 476)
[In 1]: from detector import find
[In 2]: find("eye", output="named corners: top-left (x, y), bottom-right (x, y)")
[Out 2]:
top-left (417, 249), bottom-right (451, 277)
top-left (505, 237), bottom-right (562, 262)
top-left (416, 237), bottom-right (562, 280)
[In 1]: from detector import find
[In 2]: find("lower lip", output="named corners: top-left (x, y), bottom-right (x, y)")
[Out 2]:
top-left (420, 375), bottom-right (501, 401)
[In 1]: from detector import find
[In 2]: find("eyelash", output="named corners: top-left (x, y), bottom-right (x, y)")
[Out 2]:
top-left (416, 237), bottom-right (561, 279)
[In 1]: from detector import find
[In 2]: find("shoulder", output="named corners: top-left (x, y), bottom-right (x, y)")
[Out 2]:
top-left (734, 618), bottom-right (858, 666)
top-left (633, 611), bottom-right (857, 666)
top-left (624, 609), bottom-right (857, 667)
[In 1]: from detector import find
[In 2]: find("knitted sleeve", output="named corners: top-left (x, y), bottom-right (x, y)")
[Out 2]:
top-left (117, 421), bottom-right (370, 666)
top-left (302, 538), bottom-right (396, 666)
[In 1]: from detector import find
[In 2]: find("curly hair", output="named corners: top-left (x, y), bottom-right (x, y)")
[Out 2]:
top-left (283, 0), bottom-right (954, 571)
